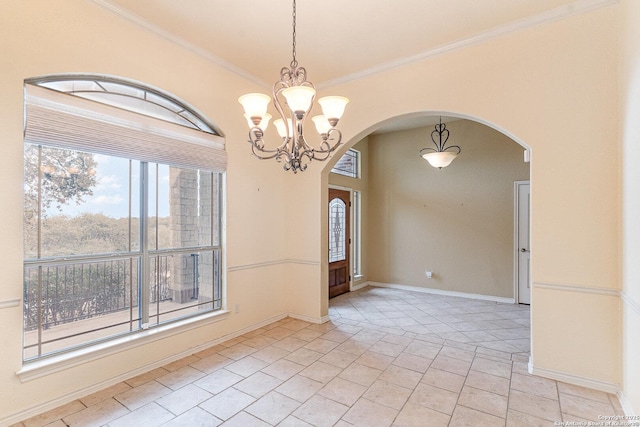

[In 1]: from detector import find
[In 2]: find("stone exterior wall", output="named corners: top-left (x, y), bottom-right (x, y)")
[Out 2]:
top-left (168, 168), bottom-right (219, 306)
top-left (197, 171), bottom-right (214, 308)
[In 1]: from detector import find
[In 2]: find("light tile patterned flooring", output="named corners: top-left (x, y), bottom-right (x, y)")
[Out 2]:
top-left (15, 286), bottom-right (625, 427)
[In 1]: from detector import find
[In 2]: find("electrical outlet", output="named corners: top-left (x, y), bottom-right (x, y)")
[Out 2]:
top-left (425, 270), bottom-right (433, 279)
top-left (234, 304), bottom-right (240, 314)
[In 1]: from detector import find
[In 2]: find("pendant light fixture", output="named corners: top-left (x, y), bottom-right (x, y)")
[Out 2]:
top-left (419, 117), bottom-right (461, 169)
top-left (238, 0), bottom-right (349, 173)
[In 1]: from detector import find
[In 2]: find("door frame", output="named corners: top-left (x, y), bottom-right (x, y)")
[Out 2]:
top-left (328, 185), bottom-right (353, 294)
top-left (514, 180), bottom-right (531, 305)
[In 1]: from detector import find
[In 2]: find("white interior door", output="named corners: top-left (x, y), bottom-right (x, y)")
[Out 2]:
top-left (516, 181), bottom-right (531, 304)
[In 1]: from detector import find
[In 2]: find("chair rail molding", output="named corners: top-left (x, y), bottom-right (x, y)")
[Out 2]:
top-left (532, 281), bottom-right (620, 297)
top-left (227, 258), bottom-right (319, 272)
top-left (0, 298), bottom-right (20, 309)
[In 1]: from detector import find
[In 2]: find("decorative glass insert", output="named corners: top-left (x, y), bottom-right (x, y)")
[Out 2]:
top-left (329, 198), bottom-right (347, 263)
top-left (331, 149), bottom-right (359, 178)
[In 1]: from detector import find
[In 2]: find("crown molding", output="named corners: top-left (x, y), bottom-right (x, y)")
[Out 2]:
top-left (86, 0), bottom-right (270, 90)
top-left (318, 0), bottom-right (619, 89)
top-left (87, 0), bottom-right (617, 90)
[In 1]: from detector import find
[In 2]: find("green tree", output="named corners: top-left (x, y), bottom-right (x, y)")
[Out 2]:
top-left (24, 144), bottom-right (98, 257)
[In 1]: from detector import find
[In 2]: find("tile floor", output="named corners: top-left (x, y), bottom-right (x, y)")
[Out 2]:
top-left (14, 286), bottom-right (625, 427)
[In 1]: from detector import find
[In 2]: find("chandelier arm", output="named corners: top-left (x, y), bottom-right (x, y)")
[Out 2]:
top-left (431, 126), bottom-right (450, 151)
top-left (431, 128), bottom-right (440, 151)
top-left (312, 128), bottom-right (342, 154)
top-left (311, 149), bottom-right (332, 162)
top-left (275, 147), bottom-right (294, 165)
top-left (250, 145), bottom-right (280, 161)
top-left (247, 128), bottom-right (284, 160)
top-left (295, 148), bottom-right (314, 170)
top-left (282, 149), bottom-right (309, 173)
top-left (443, 145), bottom-right (461, 154)
top-left (273, 82), bottom-right (291, 139)
top-left (419, 147), bottom-right (437, 156)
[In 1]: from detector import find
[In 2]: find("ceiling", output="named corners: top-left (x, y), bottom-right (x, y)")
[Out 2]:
top-left (94, 0), bottom-right (595, 134)
top-left (98, 0), bottom-right (584, 88)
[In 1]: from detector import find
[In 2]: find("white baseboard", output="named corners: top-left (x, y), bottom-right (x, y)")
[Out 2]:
top-left (1, 311), bottom-right (292, 426)
top-left (530, 358), bottom-right (634, 416)
top-left (288, 312), bottom-right (329, 324)
top-left (350, 281), bottom-right (369, 292)
top-left (368, 282), bottom-right (515, 304)
top-left (530, 363), bottom-right (620, 395)
top-left (617, 390), bottom-right (637, 417)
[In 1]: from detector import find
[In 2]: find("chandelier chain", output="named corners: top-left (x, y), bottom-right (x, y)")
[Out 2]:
top-left (291, 0), bottom-right (297, 68)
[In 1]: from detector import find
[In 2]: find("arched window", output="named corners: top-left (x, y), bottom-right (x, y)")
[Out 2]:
top-left (23, 75), bottom-right (224, 360)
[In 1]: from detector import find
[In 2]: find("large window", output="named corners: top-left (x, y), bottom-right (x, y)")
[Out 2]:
top-left (23, 76), bottom-right (225, 360)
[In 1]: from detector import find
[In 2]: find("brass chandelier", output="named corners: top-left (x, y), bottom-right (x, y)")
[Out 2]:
top-left (238, 0), bottom-right (349, 173)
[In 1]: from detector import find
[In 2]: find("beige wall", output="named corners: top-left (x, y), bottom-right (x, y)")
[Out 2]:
top-left (365, 120), bottom-right (529, 299)
top-left (310, 2), bottom-right (621, 396)
top-left (620, 0), bottom-right (640, 414)
top-left (0, 1), bottom-right (293, 422)
top-left (1, 0), bottom-right (637, 422)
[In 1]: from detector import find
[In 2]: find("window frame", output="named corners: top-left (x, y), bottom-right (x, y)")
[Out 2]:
top-left (22, 76), bottom-right (225, 362)
top-left (330, 148), bottom-right (360, 178)
top-left (353, 190), bottom-right (362, 278)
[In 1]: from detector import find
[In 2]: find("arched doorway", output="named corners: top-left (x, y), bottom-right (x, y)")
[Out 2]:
top-left (324, 114), bottom-right (531, 345)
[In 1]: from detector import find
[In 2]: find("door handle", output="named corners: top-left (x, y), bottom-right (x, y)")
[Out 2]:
top-left (520, 248), bottom-right (530, 253)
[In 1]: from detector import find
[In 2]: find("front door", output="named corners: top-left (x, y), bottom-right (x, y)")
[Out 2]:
top-left (329, 188), bottom-right (350, 298)
top-left (516, 181), bottom-right (531, 304)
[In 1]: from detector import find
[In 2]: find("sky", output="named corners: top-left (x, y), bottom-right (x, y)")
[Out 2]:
top-left (47, 154), bottom-right (171, 219)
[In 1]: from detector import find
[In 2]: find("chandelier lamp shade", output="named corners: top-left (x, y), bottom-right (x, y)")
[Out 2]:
top-left (419, 117), bottom-right (461, 169)
top-left (238, 0), bottom-right (349, 173)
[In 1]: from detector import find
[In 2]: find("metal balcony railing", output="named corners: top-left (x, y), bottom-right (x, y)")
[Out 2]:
top-left (22, 250), bottom-right (219, 359)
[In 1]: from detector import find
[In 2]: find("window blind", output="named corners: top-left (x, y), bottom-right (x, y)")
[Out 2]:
top-left (24, 84), bottom-right (226, 172)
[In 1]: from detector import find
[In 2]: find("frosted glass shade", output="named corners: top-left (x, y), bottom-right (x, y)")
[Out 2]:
top-left (318, 96), bottom-right (349, 120)
top-left (238, 93), bottom-right (271, 118)
top-left (274, 118), bottom-right (293, 138)
top-left (245, 113), bottom-right (271, 131)
top-left (422, 151), bottom-right (458, 169)
top-left (312, 115), bottom-right (331, 134)
top-left (282, 86), bottom-right (315, 113)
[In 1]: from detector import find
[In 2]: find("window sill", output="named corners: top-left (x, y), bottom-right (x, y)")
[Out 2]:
top-left (17, 310), bottom-right (230, 382)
